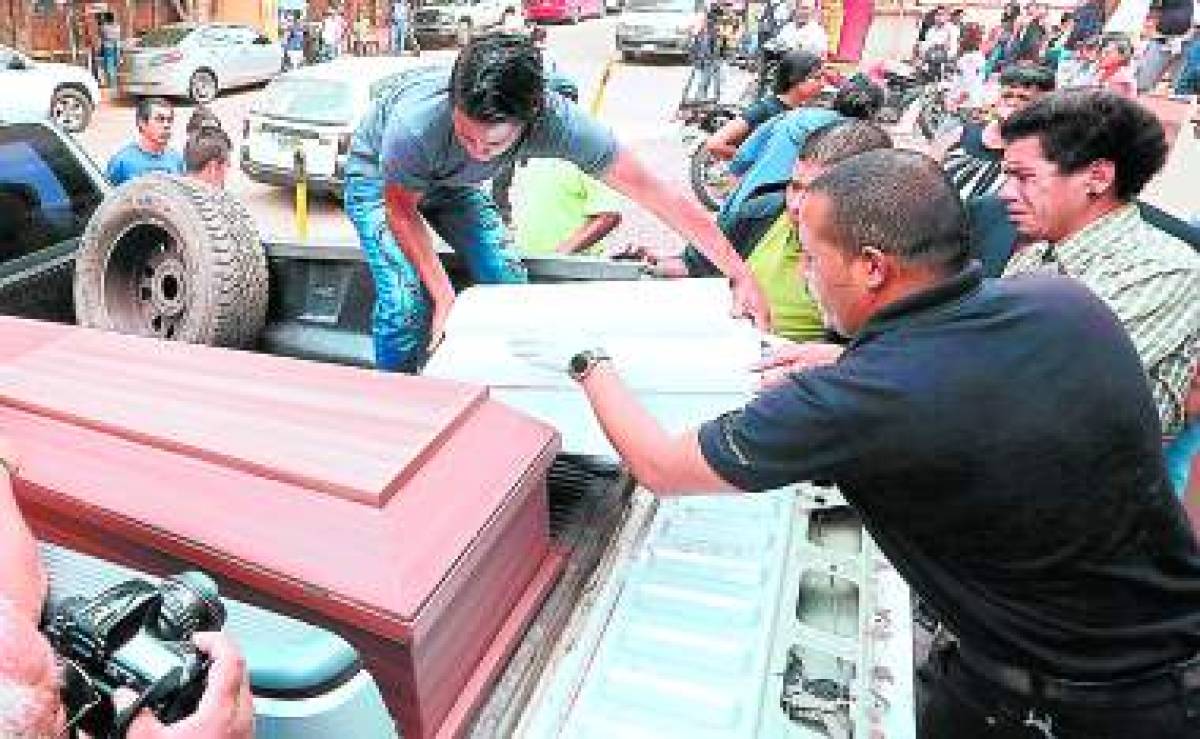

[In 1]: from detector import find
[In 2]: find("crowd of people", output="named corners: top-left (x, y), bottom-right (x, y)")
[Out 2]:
top-left (104, 97), bottom-right (232, 191)
top-left (913, 0), bottom-right (1200, 98)
top-left (277, 0), bottom-right (424, 69)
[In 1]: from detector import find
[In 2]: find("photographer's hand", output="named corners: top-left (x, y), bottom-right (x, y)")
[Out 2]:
top-left (118, 632), bottom-right (254, 738)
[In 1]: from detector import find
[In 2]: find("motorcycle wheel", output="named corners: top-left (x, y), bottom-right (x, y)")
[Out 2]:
top-left (689, 145), bottom-right (734, 212)
top-left (917, 92), bottom-right (947, 141)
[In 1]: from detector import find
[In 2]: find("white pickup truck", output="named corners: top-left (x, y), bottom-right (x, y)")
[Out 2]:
top-left (0, 113), bottom-right (916, 739)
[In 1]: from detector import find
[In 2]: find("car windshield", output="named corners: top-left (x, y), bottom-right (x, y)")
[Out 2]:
top-left (137, 27), bottom-right (194, 47)
top-left (255, 77), bottom-right (356, 124)
top-left (625, 0), bottom-right (696, 10)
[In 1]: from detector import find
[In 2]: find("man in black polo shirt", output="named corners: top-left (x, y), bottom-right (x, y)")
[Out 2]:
top-left (565, 149), bottom-right (1200, 737)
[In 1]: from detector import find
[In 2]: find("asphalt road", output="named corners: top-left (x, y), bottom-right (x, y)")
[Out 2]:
top-left (76, 16), bottom-right (1199, 252)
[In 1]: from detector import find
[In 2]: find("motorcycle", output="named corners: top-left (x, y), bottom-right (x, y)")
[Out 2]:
top-left (875, 46), bottom-right (961, 140)
top-left (679, 101), bottom-right (742, 212)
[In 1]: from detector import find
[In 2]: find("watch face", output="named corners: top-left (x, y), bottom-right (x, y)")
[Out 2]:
top-left (569, 351), bottom-right (592, 378)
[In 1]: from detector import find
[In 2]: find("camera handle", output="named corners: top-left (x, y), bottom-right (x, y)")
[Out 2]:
top-left (111, 666), bottom-right (185, 739)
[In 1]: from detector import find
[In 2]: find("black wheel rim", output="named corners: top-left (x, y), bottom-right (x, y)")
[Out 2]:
top-left (52, 93), bottom-right (86, 132)
top-left (102, 223), bottom-right (191, 339)
top-left (696, 153), bottom-right (733, 209)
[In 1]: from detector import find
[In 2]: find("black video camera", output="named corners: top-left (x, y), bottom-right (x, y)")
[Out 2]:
top-left (42, 572), bottom-right (227, 739)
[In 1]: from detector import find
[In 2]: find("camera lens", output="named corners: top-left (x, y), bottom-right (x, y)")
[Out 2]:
top-left (156, 572), bottom-right (226, 639)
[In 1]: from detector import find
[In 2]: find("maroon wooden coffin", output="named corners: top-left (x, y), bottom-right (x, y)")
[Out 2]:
top-left (0, 317), bottom-right (563, 738)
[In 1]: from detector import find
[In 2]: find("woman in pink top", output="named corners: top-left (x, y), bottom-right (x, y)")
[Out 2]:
top-left (1097, 34), bottom-right (1137, 97)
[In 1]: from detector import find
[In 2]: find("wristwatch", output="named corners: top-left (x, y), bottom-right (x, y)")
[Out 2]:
top-left (0, 453), bottom-right (17, 480)
top-left (568, 349), bottom-right (612, 383)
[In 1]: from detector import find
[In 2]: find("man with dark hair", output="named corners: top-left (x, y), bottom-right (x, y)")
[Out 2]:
top-left (647, 78), bottom-right (883, 281)
top-left (703, 49), bottom-right (825, 161)
top-left (104, 97), bottom-right (185, 186)
top-left (184, 127), bottom-right (233, 190)
top-left (561, 148), bottom-right (1200, 739)
top-left (707, 120), bottom-right (892, 342)
top-left (931, 61), bottom-right (1055, 201)
top-left (999, 89), bottom-right (1200, 439)
top-left (344, 32), bottom-right (768, 372)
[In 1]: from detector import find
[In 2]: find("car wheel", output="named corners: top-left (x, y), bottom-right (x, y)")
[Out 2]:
top-left (188, 69), bottom-right (218, 104)
top-left (75, 173), bottom-right (269, 348)
top-left (456, 19), bottom-right (472, 47)
top-left (50, 86), bottom-right (92, 133)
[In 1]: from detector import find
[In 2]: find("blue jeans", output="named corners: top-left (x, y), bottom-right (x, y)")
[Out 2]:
top-left (343, 173), bottom-right (526, 372)
top-left (1167, 422), bottom-right (1200, 499)
top-left (1175, 35), bottom-right (1200, 94)
top-left (392, 21), bottom-right (405, 52)
top-left (101, 41), bottom-right (120, 88)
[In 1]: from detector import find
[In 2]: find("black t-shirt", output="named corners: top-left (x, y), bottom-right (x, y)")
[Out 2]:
top-left (700, 265), bottom-right (1200, 680)
top-left (740, 96), bottom-right (788, 131)
top-left (944, 122), bottom-right (1005, 201)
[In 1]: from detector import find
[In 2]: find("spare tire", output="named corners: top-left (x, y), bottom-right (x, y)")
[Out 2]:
top-left (74, 173), bottom-right (268, 348)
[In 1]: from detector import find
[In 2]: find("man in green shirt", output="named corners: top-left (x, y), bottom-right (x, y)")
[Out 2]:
top-left (511, 158), bottom-right (623, 255)
top-left (747, 119), bottom-right (893, 342)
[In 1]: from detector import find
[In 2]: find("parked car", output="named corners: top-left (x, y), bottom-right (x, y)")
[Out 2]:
top-left (524, 0), bottom-right (604, 24)
top-left (0, 45), bottom-right (100, 133)
top-left (240, 56), bottom-right (423, 197)
top-left (118, 23), bottom-right (283, 104)
top-left (412, 0), bottom-right (517, 46)
top-left (615, 0), bottom-right (704, 62)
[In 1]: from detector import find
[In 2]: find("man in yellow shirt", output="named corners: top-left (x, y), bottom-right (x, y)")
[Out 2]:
top-left (745, 119), bottom-right (892, 341)
top-left (511, 158), bottom-right (623, 255)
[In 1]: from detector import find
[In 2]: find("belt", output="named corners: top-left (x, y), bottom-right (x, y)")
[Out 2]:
top-left (956, 644), bottom-right (1200, 707)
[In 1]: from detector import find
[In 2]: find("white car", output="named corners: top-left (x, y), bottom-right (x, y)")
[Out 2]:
top-left (0, 45), bottom-right (101, 133)
top-left (615, 0), bottom-right (704, 62)
top-left (412, 0), bottom-right (514, 45)
top-left (240, 56), bottom-right (426, 196)
top-left (119, 23), bottom-right (283, 104)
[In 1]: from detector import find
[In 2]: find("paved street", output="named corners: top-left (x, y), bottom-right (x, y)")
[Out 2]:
top-left (75, 15), bottom-right (1199, 252)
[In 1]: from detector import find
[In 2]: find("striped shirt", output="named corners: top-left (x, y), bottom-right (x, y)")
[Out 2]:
top-left (943, 124), bottom-right (1006, 201)
top-left (1004, 204), bottom-right (1200, 434)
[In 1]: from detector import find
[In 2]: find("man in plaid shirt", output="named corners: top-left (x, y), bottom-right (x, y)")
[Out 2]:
top-left (999, 90), bottom-right (1200, 440)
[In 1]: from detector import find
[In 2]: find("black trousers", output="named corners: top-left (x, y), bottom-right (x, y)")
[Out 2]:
top-left (917, 642), bottom-right (1200, 738)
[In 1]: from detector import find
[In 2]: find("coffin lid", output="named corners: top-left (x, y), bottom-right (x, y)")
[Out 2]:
top-left (0, 317), bottom-right (559, 633)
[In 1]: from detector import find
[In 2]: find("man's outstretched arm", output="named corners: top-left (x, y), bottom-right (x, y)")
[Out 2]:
top-left (384, 182), bottom-right (455, 351)
top-left (578, 362), bottom-right (737, 495)
top-left (601, 146), bottom-right (772, 329)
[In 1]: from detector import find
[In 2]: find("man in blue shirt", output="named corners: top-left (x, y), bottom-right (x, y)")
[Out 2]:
top-left (104, 97), bottom-right (185, 186)
top-left (344, 32), bottom-right (769, 372)
top-left (565, 149), bottom-right (1200, 738)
